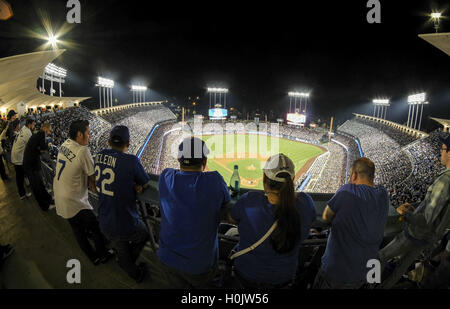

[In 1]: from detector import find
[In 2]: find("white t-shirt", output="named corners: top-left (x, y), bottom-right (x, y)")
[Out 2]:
top-left (11, 126), bottom-right (32, 165)
top-left (54, 139), bottom-right (95, 219)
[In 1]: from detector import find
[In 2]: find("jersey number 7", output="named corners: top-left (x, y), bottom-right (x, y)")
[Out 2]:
top-left (56, 160), bottom-right (66, 181)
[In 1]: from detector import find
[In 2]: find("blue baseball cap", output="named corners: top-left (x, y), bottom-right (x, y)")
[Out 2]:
top-left (440, 135), bottom-right (450, 150)
top-left (110, 126), bottom-right (130, 144)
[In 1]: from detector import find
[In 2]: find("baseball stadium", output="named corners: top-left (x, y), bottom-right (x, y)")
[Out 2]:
top-left (0, 0), bottom-right (449, 295)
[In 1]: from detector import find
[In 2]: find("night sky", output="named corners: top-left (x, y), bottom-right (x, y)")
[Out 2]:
top-left (0, 0), bottom-right (449, 130)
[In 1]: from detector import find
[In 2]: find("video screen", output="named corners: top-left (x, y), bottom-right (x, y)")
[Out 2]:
top-left (209, 108), bottom-right (228, 119)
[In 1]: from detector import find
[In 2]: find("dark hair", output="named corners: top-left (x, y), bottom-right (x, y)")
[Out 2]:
top-left (69, 120), bottom-right (89, 140)
top-left (351, 158), bottom-right (375, 181)
top-left (26, 118), bottom-right (35, 126)
top-left (264, 173), bottom-right (301, 254)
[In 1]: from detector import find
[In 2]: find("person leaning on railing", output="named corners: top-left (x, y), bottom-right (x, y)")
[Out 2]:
top-left (226, 154), bottom-right (316, 289)
top-left (378, 134), bottom-right (450, 289)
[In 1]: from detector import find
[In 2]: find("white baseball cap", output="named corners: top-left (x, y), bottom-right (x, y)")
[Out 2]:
top-left (263, 154), bottom-right (295, 183)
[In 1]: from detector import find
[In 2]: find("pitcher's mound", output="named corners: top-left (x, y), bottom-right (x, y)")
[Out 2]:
top-left (247, 164), bottom-right (256, 171)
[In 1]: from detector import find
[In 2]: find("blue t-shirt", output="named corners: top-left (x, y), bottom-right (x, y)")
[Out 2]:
top-left (321, 184), bottom-right (389, 283)
top-left (230, 191), bottom-right (316, 285)
top-left (158, 169), bottom-right (231, 275)
top-left (94, 149), bottom-right (150, 238)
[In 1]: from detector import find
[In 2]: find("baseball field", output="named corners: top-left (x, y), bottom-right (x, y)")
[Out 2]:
top-left (200, 134), bottom-right (325, 190)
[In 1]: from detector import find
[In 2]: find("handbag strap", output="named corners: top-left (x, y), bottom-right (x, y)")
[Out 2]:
top-left (230, 221), bottom-right (278, 260)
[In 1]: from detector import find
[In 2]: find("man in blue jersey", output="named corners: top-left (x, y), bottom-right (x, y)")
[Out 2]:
top-left (313, 158), bottom-right (390, 289)
top-left (94, 126), bottom-right (150, 283)
top-left (157, 137), bottom-right (231, 288)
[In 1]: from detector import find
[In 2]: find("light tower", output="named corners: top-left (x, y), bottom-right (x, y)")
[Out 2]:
top-left (372, 99), bottom-right (390, 120)
top-left (96, 77), bottom-right (115, 109)
top-left (207, 88), bottom-right (229, 109)
top-left (288, 92), bottom-right (310, 114)
top-left (43, 63), bottom-right (67, 98)
top-left (431, 12), bottom-right (442, 33)
top-left (131, 85), bottom-right (148, 103)
top-left (407, 93), bottom-right (428, 131)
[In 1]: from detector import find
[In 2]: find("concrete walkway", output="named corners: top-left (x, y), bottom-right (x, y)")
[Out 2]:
top-left (0, 165), bottom-right (173, 289)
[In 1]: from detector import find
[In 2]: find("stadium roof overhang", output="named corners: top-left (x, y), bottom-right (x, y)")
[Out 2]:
top-left (430, 117), bottom-right (450, 132)
top-left (0, 50), bottom-right (90, 114)
top-left (419, 33), bottom-right (450, 56)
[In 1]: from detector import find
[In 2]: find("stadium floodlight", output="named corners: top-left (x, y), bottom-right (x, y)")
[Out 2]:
top-left (207, 87), bottom-right (229, 110)
top-left (373, 99), bottom-right (390, 105)
top-left (131, 85), bottom-right (148, 103)
top-left (96, 77), bottom-right (115, 110)
top-left (408, 93), bottom-right (426, 104)
top-left (431, 12), bottom-right (442, 19)
top-left (289, 92), bottom-right (310, 98)
top-left (431, 12), bottom-right (443, 33)
top-left (207, 88), bottom-right (229, 94)
top-left (97, 77), bottom-right (115, 89)
top-left (45, 63), bottom-right (67, 78)
top-left (407, 93), bottom-right (428, 131)
top-left (372, 99), bottom-right (390, 120)
top-left (131, 85), bottom-right (148, 91)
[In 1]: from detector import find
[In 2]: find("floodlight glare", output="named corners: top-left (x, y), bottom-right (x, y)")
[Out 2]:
top-left (373, 99), bottom-right (390, 105)
top-left (431, 12), bottom-right (442, 19)
top-left (289, 92), bottom-right (310, 98)
top-left (408, 93), bottom-right (426, 104)
top-left (131, 85), bottom-right (148, 91)
top-left (45, 63), bottom-right (67, 78)
top-left (97, 77), bottom-right (114, 88)
top-left (207, 88), bottom-right (229, 93)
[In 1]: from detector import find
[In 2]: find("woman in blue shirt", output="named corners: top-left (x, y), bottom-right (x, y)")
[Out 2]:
top-left (228, 154), bottom-right (316, 288)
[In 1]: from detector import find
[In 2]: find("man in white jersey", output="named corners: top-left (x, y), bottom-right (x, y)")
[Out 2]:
top-left (54, 120), bottom-right (112, 265)
top-left (11, 118), bottom-right (35, 199)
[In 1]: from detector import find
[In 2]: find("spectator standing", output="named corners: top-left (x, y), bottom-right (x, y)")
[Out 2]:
top-left (314, 158), bottom-right (389, 289)
top-left (12, 118), bottom-right (35, 199)
top-left (94, 126), bottom-right (150, 282)
top-left (54, 120), bottom-right (112, 266)
top-left (379, 135), bottom-right (450, 289)
top-left (227, 154), bottom-right (316, 288)
top-left (157, 137), bottom-right (231, 288)
top-left (23, 122), bottom-right (54, 211)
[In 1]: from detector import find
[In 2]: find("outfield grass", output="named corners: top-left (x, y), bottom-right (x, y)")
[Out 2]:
top-left (200, 134), bottom-right (323, 190)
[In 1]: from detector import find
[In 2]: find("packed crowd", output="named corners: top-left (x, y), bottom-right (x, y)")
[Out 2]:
top-left (33, 107), bottom-right (110, 153)
top-left (338, 118), bottom-right (415, 207)
top-left (96, 107), bottom-right (176, 156)
top-left (2, 106), bottom-right (449, 289)
top-left (389, 131), bottom-right (445, 207)
top-left (139, 122), bottom-right (181, 174)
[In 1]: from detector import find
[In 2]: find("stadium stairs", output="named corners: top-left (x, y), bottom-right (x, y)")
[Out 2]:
top-left (0, 167), bottom-right (174, 289)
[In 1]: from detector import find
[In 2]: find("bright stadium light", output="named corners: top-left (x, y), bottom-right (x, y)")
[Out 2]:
top-left (408, 93), bottom-right (426, 104)
top-left (97, 77), bottom-right (115, 89)
top-left (431, 12), bottom-right (442, 19)
top-left (96, 77), bottom-right (115, 110)
top-left (373, 99), bottom-right (390, 105)
top-left (407, 93), bottom-right (428, 131)
top-left (431, 12), bottom-right (443, 33)
top-left (207, 87), bottom-right (229, 110)
top-left (289, 92), bottom-right (310, 98)
top-left (45, 63), bottom-right (67, 78)
top-left (131, 85), bottom-right (148, 91)
top-left (131, 85), bottom-right (148, 103)
top-left (207, 88), bottom-right (229, 94)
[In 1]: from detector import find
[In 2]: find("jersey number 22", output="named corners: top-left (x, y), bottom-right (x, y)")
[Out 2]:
top-left (95, 166), bottom-right (115, 197)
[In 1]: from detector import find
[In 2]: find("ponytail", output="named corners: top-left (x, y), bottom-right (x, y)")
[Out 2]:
top-left (265, 174), bottom-right (301, 254)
